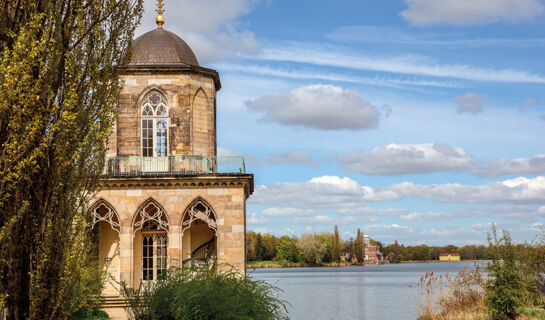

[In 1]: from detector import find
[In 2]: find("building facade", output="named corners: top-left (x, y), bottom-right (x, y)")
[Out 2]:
top-left (90, 9), bottom-right (253, 319)
top-left (439, 253), bottom-right (461, 261)
top-left (364, 233), bottom-right (383, 263)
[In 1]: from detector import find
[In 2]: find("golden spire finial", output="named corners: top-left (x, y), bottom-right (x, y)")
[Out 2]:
top-left (156, 0), bottom-right (165, 29)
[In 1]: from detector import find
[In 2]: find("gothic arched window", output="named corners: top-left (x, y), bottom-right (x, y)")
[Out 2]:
top-left (141, 91), bottom-right (168, 157)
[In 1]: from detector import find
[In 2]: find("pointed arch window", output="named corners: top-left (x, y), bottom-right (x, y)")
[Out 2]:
top-left (141, 91), bottom-right (168, 157)
top-left (134, 200), bottom-right (169, 281)
top-left (91, 202), bottom-right (121, 234)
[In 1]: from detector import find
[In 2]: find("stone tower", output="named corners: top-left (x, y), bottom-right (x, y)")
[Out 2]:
top-left (91, 6), bottom-right (253, 319)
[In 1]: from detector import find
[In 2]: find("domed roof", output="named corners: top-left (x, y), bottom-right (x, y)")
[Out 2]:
top-left (130, 29), bottom-right (199, 66)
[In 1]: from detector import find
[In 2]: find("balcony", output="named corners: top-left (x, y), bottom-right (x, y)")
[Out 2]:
top-left (103, 156), bottom-right (246, 177)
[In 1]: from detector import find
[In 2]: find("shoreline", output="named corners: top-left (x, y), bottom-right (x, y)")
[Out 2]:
top-left (246, 260), bottom-right (491, 269)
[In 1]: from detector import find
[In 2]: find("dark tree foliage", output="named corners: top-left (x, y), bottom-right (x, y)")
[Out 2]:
top-left (354, 229), bottom-right (364, 263)
top-left (0, 1), bottom-right (143, 319)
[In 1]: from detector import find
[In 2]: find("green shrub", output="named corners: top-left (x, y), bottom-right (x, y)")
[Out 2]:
top-left (69, 308), bottom-right (110, 320)
top-left (122, 263), bottom-right (289, 320)
top-left (486, 227), bottom-right (528, 320)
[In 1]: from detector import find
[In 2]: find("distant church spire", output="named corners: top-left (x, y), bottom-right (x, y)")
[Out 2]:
top-left (156, 0), bottom-right (165, 29)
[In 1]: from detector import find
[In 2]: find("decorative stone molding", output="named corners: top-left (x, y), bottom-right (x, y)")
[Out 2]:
top-left (91, 201), bottom-right (121, 234)
top-left (181, 200), bottom-right (217, 235)
top-left (133, 200), bottom-right (169, 236)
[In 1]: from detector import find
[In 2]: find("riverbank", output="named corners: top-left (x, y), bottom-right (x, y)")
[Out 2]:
top-left (247, 260), bottom-right (490, 268)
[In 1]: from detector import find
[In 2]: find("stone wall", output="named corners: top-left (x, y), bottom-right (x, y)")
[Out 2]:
top-left (109, 73), bottom-right (217, 157)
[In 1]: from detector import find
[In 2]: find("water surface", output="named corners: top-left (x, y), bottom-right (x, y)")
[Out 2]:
top-left (249, 262), bottom-right (481, 320)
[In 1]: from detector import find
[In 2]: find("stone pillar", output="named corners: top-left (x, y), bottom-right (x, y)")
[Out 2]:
top-left (119, 226), bottom-right (133, 288)
top-left (169, 225), bottom-right (181, 267)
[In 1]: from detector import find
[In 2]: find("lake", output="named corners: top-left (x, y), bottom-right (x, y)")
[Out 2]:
top-left (249, 262), bottom-right (483, 320)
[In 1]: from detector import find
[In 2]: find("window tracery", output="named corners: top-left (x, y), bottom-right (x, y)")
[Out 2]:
top-left (141, 90), bottom-right (168, 157)
top-left (181, 200), bottom-right (217, 235)
top-left (91, 202), bottom-right (121, 234)
top-left (133, 201), bottom-right (169, 236)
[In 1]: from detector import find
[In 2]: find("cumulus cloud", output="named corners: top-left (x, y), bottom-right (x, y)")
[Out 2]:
top-left (340, 143), bottom-right (474, 175)
top-left (401, 0), bottom-right (545, 26)
top-left (456, 92), bottom-right (485, 114)
top-left (260, 152), bottom-right (320, 168)
top-left (245, 85), bottom-right (381, 130)
top-left (250, 175), bottom-right (545, 208)
top-left (474, 155), bottom-right (545, 177)
top-left (339, 143), bottom-right (545, 177)
top-left (138, 0), bottom-right (261, 63)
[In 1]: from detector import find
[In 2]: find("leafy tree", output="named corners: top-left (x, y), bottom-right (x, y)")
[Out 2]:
top-left (255, 234), bottom-right (266, 261)
top-left (332, 225), bottom-right (341, 262)
top-left (392, 240), bottom-right (401, 263)
top-left (342, 237), bottom-right (354, 262)
top-left (246, 231), bottom-right (258, 261)
top-left (297, 234), bottom-right (325, 265)
top-left (317, 233), bottom-right (332, 263)
top-left (486, 227), bottom-right (528, 320)
top-left (276, 236), bottom-right (296, 262)
top-left (262, 233), bottom-right (278, 261)
top-left (0, 1), bottom-right (143, 319)
top-left (354, 229), bottom-right (364, 263)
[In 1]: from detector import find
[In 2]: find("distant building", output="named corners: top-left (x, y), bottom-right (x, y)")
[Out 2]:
top-left (364, 233), bottom-right (383, 263)
top-left (439, 253), bottom-right (461, 261)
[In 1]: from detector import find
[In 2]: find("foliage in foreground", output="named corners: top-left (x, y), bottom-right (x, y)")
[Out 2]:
top-left (121, 263), bottom-right (289, 320)
top-left (415, 227), bottom-right (545, 320)
top-left (0, 0), bottom-right (143, 319)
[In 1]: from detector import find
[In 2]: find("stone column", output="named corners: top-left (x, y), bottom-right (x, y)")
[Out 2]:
top-left (119, 226), bottom-right (133, 288)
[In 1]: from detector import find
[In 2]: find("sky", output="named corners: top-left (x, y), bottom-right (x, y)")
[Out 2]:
top-left (136, 0), bottom-right (545, 245)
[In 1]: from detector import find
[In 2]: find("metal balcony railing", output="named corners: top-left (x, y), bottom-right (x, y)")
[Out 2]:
top-left (103, 156), bottom-right (246, 177)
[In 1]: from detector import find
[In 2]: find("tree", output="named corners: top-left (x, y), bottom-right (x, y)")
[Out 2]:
top-left (332, 225), bottom-right (341, 263)
top-left (342, 237), bottom-right (354, 262)
top-left (246, 232), bottom-right (258, 261)
top-left (0, 1), bottom-right (143, 319)
top-left (276, 236), bottom-right (296, 262)
top-left (255, 234), bottom-right (266, 261)
top-left (486, 227), bottom-right (528, 320)
top-left (392, 240), bottom-right (401, 263)
top-left (297, 234), bottom-right (325, 265)
top-left (261, 233), bottom-right (278, 261)
top-left (354, 229), bottom-right (364, 264)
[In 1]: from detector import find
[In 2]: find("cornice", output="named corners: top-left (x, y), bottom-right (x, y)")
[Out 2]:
top-left (120, 64), bottom-right (221, 90)
top-left (99, 174), bottom-right (254, 199)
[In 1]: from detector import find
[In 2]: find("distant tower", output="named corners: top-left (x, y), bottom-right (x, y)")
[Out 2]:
top-left (91, 2), bottom-right (254, 318)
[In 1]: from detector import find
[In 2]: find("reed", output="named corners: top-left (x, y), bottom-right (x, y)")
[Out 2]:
top-left (413, 266), bottom-right (488, 320)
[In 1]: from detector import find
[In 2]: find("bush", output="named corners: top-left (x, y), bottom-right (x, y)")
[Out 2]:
top-left (121, 263), bottom-right (289, 320)
top-left (69, 308), bottom-right (110, 320)
top-left (486, 227), bottom-right (528, 320)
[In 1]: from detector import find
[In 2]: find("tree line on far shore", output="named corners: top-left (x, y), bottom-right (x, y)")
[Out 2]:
top-left (247, 226), bottom-right (491, 264)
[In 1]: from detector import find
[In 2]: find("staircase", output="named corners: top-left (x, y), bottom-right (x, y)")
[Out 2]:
top-left (102, 295), bottom-right (128, 320)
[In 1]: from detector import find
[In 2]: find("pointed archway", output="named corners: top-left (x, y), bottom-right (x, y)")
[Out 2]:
top-left (181, 198), bottom-right (217, 264)
top-left (90, 200), bottom-right (121, 295)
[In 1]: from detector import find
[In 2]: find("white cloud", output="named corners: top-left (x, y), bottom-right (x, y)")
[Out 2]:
top-left (138, 0), bottom-right (261, 63)
top-left (327, 26), bottom-right (545, 48)
top-left (247, 212), bottom-right (270, 225)
top-left (456, 93), bottom-right (485, 114)
top-left (245, 85), bottom-right (381, 130)
top-left (254, 43), bottom-right (545, 84)
top-left (250, 175), bottom-right (545, 208)
top-left (218, 63), bottom-right (463, 88)
top-left (261, 207), bottom-right (317, 217)
top-left (474, 155), bottom-right (545, 177)
top-left (339, 143), bottom-right (474, 175)
top-left (401, 0), bottom-right (545, 26)
top-left (260, 152), bottom-right (320, 168)
top-left (339, 143), bottom-right (545, 177)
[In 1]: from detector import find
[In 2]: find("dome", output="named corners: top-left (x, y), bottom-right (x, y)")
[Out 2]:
top-left (130, 29), bottom-right (199, 66)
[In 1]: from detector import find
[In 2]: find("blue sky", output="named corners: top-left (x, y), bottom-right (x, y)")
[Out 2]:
top-left (137, 0), bottom-right (545, 245)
